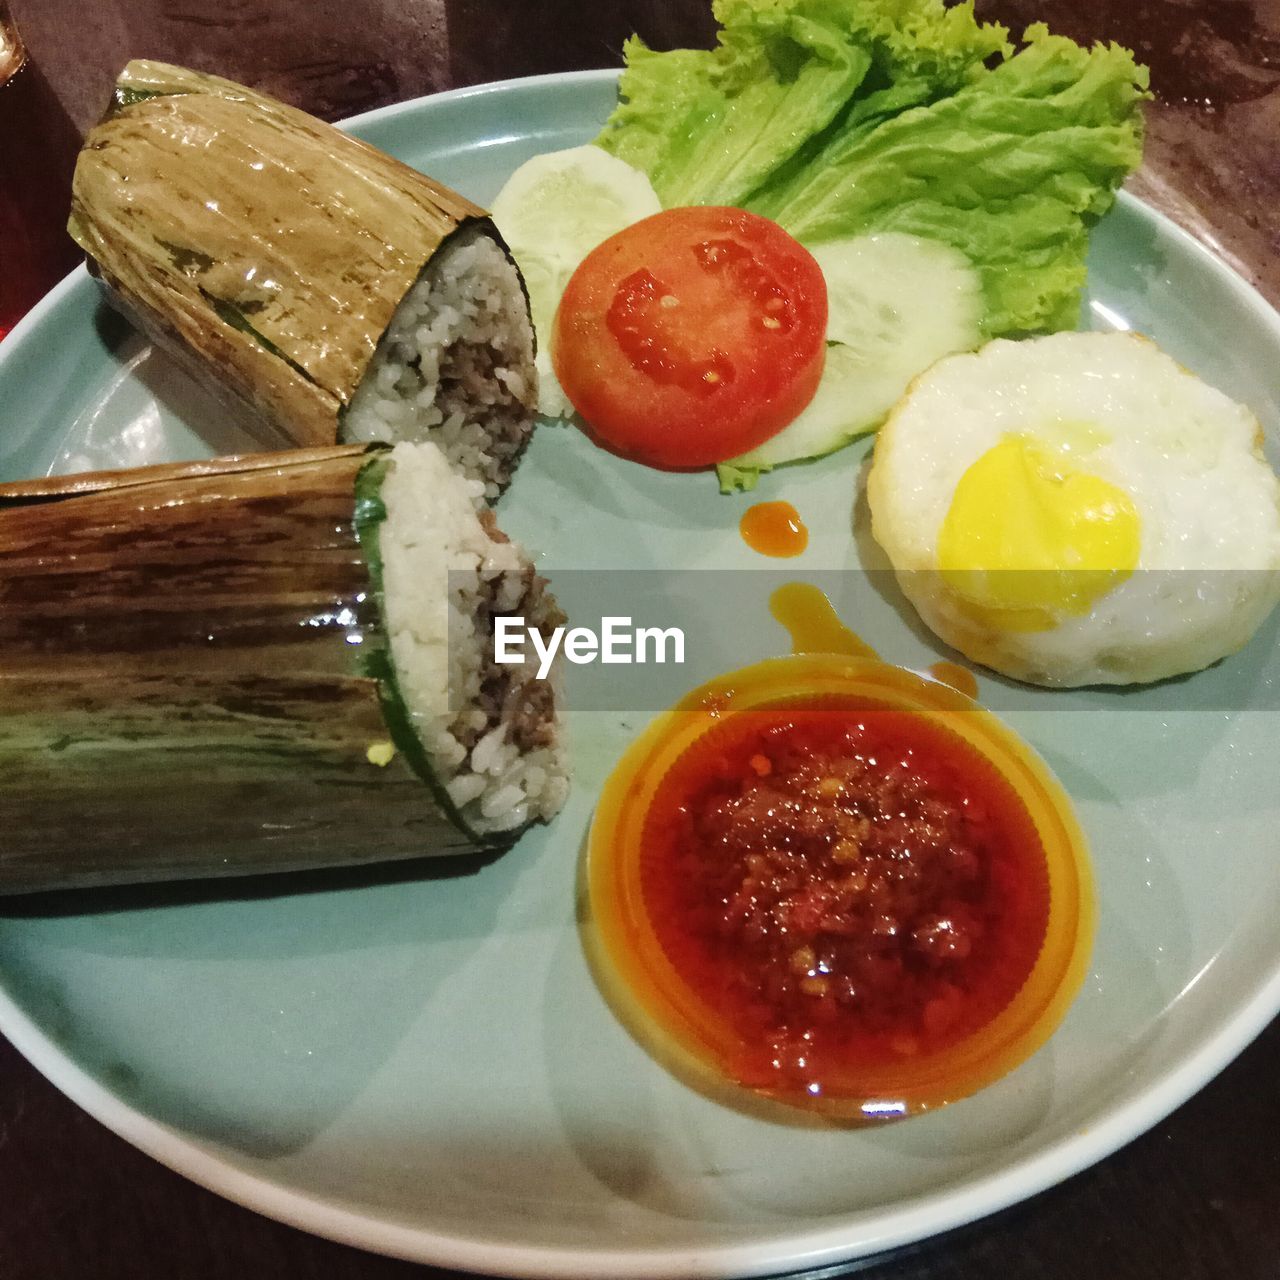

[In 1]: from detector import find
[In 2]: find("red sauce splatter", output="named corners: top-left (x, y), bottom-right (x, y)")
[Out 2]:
top-left (639, 703), bottom-right (1051, 1097)
top-left (740, 501), bottom-right (808, 558)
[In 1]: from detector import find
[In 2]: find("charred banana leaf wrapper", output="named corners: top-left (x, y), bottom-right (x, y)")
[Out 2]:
top-left (69, 61), bottom-right (538, 501)
top-left (0, 443), bottom-right (567, 893)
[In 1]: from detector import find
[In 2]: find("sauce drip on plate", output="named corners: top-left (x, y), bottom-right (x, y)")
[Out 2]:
top-left (769, 581), bottom-right (875, 657)
top-left (771, 582), bottom-right (980, 698)
top-left (740, 501), bottom-right (808, 558)
top-left (929, 661), bottom-right (979, 700)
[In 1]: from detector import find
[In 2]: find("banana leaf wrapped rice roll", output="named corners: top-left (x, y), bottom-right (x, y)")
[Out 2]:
top-left (68, 61), bottom-right (538, 500)
top-left (0, 442), bottom-right (567, 892)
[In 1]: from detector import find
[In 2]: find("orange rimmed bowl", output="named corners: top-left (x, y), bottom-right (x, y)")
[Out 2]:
top-left (583, 653), bottom-right (1096, 1122)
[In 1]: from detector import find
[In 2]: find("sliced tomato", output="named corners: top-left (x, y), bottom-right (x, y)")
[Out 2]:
top-left (552, 206), bottom-right (827, 468)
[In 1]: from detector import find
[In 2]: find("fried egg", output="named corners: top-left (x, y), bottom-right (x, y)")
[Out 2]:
top-left (867, 331), bottom-right (1280, 686)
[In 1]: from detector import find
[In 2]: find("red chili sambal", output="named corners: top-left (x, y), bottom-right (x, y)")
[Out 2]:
top-left (642, 705), bottom-right (1049, 1096)
top-left (587, 654), bottom-right (1094, 1120)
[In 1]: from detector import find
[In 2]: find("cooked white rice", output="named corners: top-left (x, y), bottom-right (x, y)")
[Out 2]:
top-left (343, 225), bottom-right (538, 501)
top-left (376, 441), bottom-right (568, 836)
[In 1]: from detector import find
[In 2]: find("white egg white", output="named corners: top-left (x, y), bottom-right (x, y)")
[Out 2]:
top-left (867, 331), bottom-right (1280, 686)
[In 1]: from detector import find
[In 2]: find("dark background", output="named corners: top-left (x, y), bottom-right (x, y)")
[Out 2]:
top-left (3, 1), bottom-right (1280, 1276)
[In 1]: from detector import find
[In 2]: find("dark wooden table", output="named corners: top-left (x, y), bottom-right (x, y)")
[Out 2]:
top-left (3, 2), bottom-right (1279, 1276)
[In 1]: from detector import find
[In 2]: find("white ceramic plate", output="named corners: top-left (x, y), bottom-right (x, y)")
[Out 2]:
top-left (1, 69), bottom-right (1279, 1279)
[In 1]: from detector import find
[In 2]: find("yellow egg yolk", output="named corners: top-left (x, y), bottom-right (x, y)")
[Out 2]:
top-left (938, 436), bottom-right (1140, 631)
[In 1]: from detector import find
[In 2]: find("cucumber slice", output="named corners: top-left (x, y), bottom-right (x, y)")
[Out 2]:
top-left (491, 145), bottom-right (662, 418)
top-left (718, 233), bottom-right (984, 491)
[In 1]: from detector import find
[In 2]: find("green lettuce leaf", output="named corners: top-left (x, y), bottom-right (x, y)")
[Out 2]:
top-left (598, 0), bottom-right (1008, 210)
top-left (596, 4), bottom-right (1148, 336)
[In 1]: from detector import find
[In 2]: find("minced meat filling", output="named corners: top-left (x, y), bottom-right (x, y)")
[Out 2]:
top-left (462, 568), bottom-right (563, 755)
top-left (435, 339), bottom-right (533, 489)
